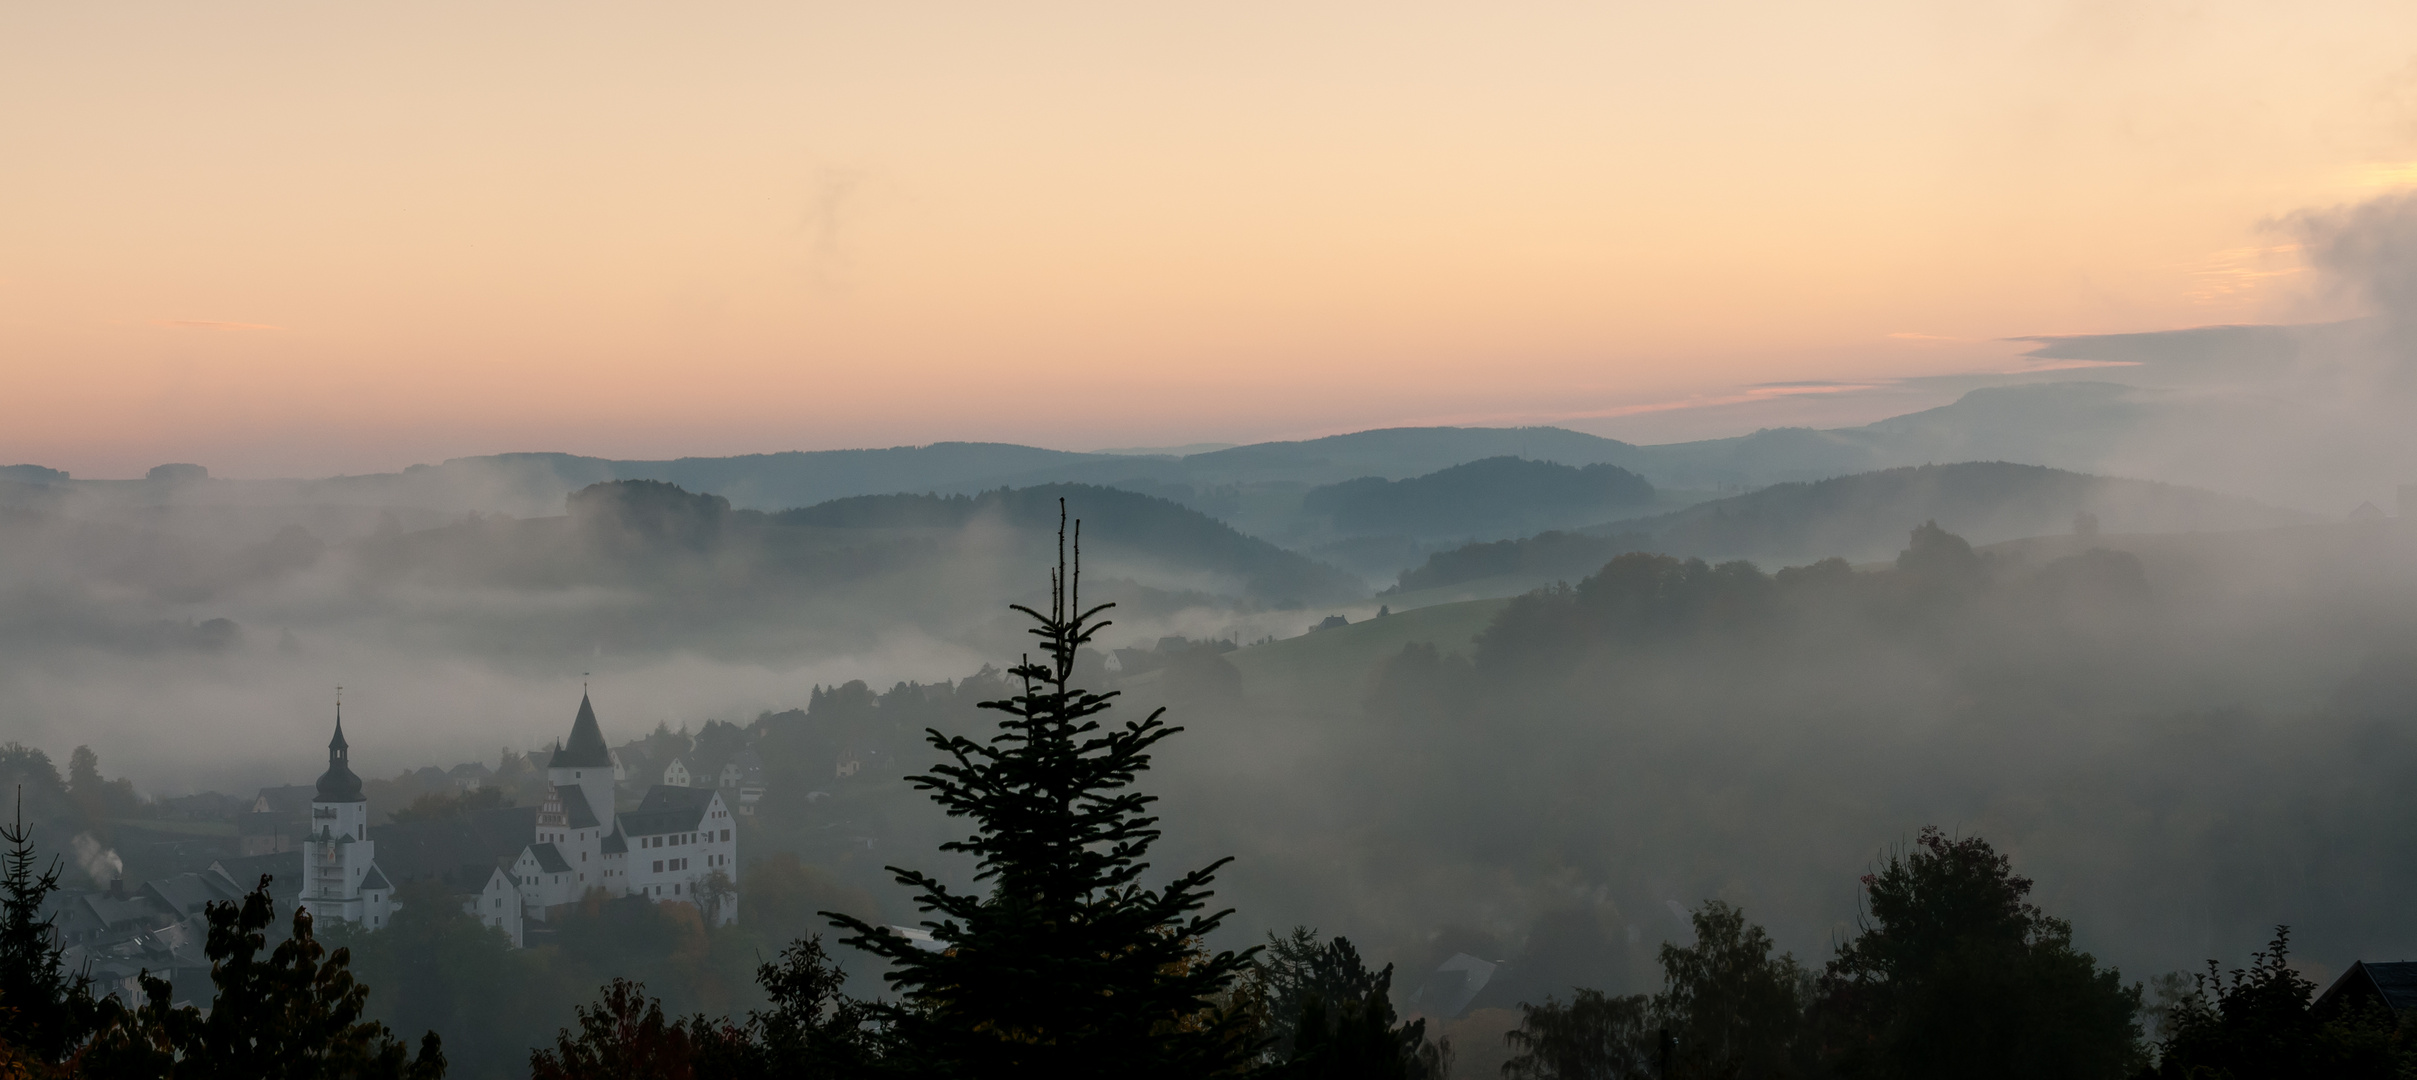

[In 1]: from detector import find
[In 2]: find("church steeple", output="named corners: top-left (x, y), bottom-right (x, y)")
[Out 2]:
top-left (315, 691), bottom-right (365, 803)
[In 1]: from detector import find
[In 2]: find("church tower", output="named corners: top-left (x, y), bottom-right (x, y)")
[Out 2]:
top-left (547, 692), bottom-right (617, 828)
top-left (296, 696), bottom-right (392, 929)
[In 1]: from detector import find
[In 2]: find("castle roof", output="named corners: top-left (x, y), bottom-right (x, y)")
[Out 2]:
top-left (548, 694), bottom-right (614, 769)
top-left (360, 865), bottom-right (391, 891)
top-left (621, 785), bottom-right (717, 837)
top-left (600, 826), bottom-right (627, 855)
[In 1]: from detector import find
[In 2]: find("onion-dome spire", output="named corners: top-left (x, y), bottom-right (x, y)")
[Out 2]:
top-left (315, 691), bottom-right (365, 803)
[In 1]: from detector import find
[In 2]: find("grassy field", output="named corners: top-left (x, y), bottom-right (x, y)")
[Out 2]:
top-left (1228, 595), bottom-right (1509, 712)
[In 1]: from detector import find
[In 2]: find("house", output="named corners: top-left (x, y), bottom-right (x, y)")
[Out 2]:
top-left (2316, 961), bottom-right (2417, 1020)
top-left (447, 761), bottom-right (492, 792)
top-left (719, 749), bottom-right (765, 814)
top-left (663, 758), bottom-right (692, 788)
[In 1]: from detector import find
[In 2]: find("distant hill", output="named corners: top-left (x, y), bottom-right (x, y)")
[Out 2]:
top-left (1388, 462), bottom-right (2311, 593)
top-left (771, 483), bottom-right (1363, 603)
top-left (1301, 457), bottom-right (1654, 539)
top-left (1615, 383), bottom-right (2152, 491)
top-left (1624, 462), bottom-right (2309, 562)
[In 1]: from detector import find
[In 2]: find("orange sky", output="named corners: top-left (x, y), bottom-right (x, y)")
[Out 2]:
top-left (5, 2), bottom-right (2415, 477)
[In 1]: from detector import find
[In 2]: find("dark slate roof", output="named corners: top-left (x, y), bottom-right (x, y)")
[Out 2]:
top-left (548, 694), bottom-right (614, 769)
top-left (561, 795), bottom-right (601, 831)
top-left (360, 865), bottom-right (391, 891)
top-left (621, 785), bottom-right (714, 837)
top-left (526, 843), bottom-right (573, 874)
top-left (140, 872), bottom-right (243, 916)
top-left (600, 827), bottom-right (627, 855)
top-left (372, 806), bottom-right (540, 893)
top-left (211, 851), bottom-right (303, 894)
top-left (2323, 961), bottom-right (2417, 1014)
top-left (315, 713), bottom-right (365, 803)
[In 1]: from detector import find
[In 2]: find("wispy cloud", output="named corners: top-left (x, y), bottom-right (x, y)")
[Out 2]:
top-left (1885, 332), bottom-right (1967, 342)
top-left (150, 319), bottom-right (286, 332)
top-left (2181, 244), bottom-right (2303, 305)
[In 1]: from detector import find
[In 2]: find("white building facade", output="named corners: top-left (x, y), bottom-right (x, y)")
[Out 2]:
top-left (299, 692), bottom-right (738, 950)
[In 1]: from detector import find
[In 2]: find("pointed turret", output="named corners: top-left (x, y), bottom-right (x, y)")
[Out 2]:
top-left (549, 693), bottom-right (613, 769)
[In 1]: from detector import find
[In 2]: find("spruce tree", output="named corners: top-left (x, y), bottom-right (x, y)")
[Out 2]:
top-left (0, 788), bottom-right (98, 1067)
top-left (828, 504), bottom-right (1258, 1077)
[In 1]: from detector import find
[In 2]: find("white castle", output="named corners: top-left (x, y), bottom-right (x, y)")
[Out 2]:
top-left (295, 693), bottom-right (740, 947)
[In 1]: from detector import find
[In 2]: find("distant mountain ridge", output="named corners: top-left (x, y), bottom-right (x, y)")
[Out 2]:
top-left (1617, 461), bottom-right (2309, 562)
top-left (1388, 462), bottom-right (2313, 594)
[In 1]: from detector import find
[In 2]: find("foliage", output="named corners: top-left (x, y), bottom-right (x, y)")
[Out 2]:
top-left (384, 787), bottom-right (509, 825)
top-left (530, 938), bottom-right (879, 1080)
top-left (324, 879), bottom-right (549, 1080)
top-left (827, 507), bottom-right (1260, 1077)
top-left (1303, 457), bottom-right (1654, 537)
top-left (1253, 928), bottom-right (1443, 1076)
top-left (82, 875), bottom-right (446, 1079)
top-left (1501, 989), bottom-right (1657, 1080)
top-left (1816, 827), bottom-right (2141, 1080)
top-left (2144, 926), bottom-right (2413, 1079)
top-left (526, 978), bottom-right (740, 1080)
top-left (0, 790), bottom-right (98, 1069)
top-left (65, 748), bottom-right (140, 821)
top-left (730, 938), bottom-right (886, 1079)
top-left (1653, 901), bottom-right (1808, 1079)
top-left (1390, 530), bottom-right (1653, 595)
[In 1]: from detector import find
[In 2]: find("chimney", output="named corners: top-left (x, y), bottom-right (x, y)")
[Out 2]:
top-left (107, 878), bottom-right (124, 899)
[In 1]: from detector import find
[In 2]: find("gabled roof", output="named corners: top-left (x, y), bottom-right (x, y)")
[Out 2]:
top-left (600, 827), bottom-right (627, 855)
top-left (140, 872), bottom-right (243, 916)
top-left (360, 865), bottom-right (391, 891)
top-left (621, 785), bottom-right (716, 836)
top-left (561, 795), bottom-right (600, 831)
top-left (524, 843), bottom-right (574, 875)
top-left (548, 694), bottom-right (614, 769)
top-left (254, 785), bottom-right (315, 816)
top-left (2321, 961), bottom-right (2417, 1015)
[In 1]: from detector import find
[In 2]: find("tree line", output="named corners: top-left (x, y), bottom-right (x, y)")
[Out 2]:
top-left (4, 511), bottom-right (2414, 1077)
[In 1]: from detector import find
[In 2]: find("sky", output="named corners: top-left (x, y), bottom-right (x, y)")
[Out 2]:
top-left (6, 1), bottom-right (2417, 478)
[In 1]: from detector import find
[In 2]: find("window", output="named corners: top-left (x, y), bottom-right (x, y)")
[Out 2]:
top-left (721, 829), bottom-right (730, 842)
top-left (653, 860), bottom-right (663, 873)
top-left (674, 883), bottom-right (681, 895)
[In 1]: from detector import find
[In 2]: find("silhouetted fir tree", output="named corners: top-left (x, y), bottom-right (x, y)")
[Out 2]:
top-left (827, 504), bottom-right (1259, 1078)
top-left (82, 876), bottom-right (446, 1080)
top-left (0, 789), bottom-right (98, 1069)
